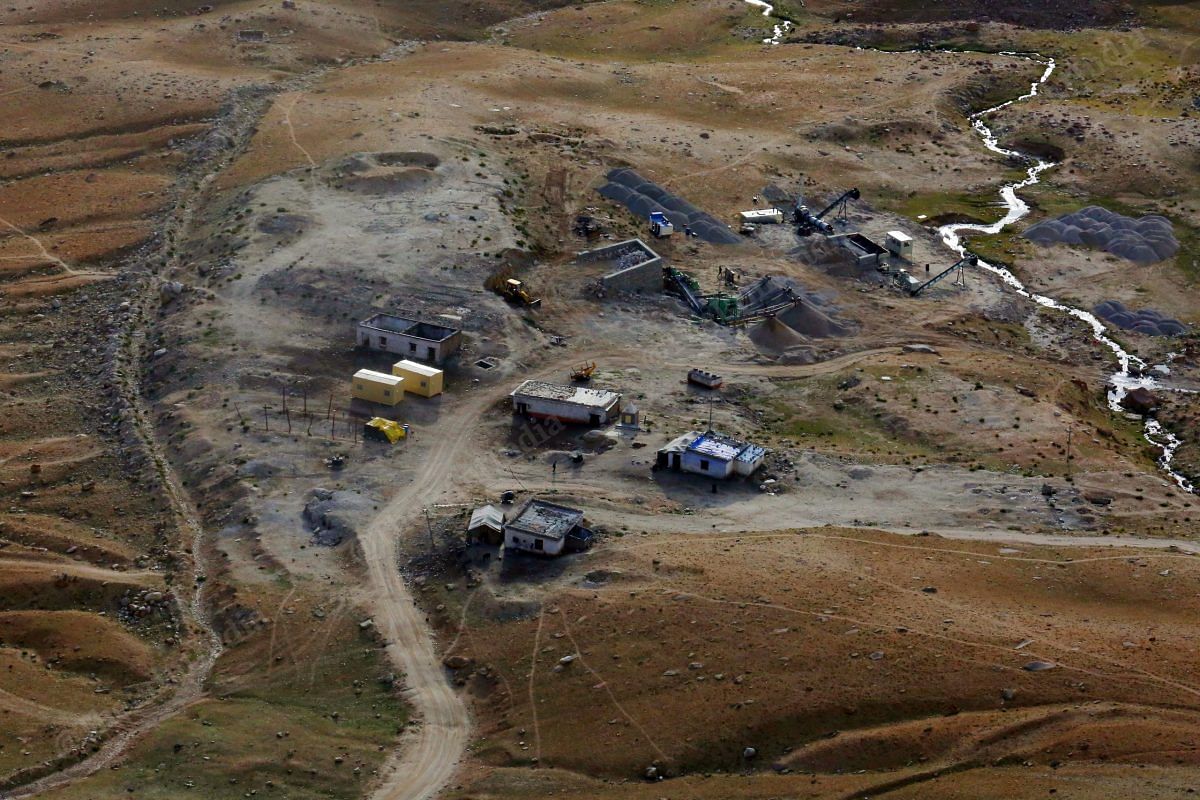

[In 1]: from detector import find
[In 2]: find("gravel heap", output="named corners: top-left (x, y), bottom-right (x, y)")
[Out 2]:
top-left (1024, 206), bottom-right (1178, 264)
top-left (1093, 300), bottom-right (1188, 337)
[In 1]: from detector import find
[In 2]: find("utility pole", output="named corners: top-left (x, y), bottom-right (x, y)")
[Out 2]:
top-left (1066, 424), bottom-right (1074, 480)
top-left (423, 506), bottom-right (435, 552)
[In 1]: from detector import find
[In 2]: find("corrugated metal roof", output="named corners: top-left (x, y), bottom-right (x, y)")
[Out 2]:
top-left (511, 380), bottom-right (620, 410)
top-left (468, 504), bottom-right (504, 532)
top-left (687, 433), bottom-right (743, 462)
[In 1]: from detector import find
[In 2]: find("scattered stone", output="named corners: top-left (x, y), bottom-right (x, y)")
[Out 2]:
top-left (1120, 387), bottom-right (1159, 415)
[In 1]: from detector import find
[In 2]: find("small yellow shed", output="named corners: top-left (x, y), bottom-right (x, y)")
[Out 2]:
top-left (352, 369), bottom-right (404, 406)
top-left (391, 359), bottom-right (444, 398)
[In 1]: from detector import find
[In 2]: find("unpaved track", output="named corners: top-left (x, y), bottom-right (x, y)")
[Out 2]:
top-left (363, 351), bottom-right (601, 800)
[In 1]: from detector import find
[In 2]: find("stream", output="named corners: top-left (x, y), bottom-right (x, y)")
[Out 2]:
top-left (936, 53), bottom-right (1194, 494)
top-left (741, 1), bottom-right (1194, 494)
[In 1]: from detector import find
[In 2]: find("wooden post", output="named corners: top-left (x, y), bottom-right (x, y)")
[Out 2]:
top-left (262, 405), bottom-right (270, 432)
top-left (1066, 424), bottom-right (1073, 480)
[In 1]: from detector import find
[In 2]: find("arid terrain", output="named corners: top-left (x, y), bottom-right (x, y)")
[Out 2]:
top-left (1, 0), bottom-right (1198, 798)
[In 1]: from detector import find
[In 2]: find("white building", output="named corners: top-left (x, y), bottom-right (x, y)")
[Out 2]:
top-left (510, 380), bottom-right (621, 426)
top-left (738, 208), bottom-right (785, 225)
top-left (503, 500), bottom-right (591, 556)
top-left (357, 313), bottom-right (462, 364)
top-left (656, 431), bottom-right (767, 479)
top-left (885, 231), bottom-right (913, 261)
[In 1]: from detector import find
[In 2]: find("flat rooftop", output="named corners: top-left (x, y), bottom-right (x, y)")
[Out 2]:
top-left (360, 313), bottom-right (459, 342)
top-left (687, 432), bottom-right (747, 462)
top-left (354, 369), bottom-right (404, 386)
top-left (392, 359), bottom-right (441, 378)
top-left (511, 380), bottom-right (620, 410)
top-left (507, 500), bottom-right (584, 541)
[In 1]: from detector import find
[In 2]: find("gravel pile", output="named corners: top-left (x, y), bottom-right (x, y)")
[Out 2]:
top-left (1024, 206), bottom-right (1178, 264)
top-left (1093, 300), bottom-right (1188, 337)
top-left (599, 168), bottom-right (741, 245)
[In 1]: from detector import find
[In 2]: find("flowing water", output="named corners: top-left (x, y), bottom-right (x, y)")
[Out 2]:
top-left (743, 0), bottom-right (792, 44)
top-left (740, 2), bottom-right (1194, 492)
top-left (935, 53), bottom-right (1193, 494)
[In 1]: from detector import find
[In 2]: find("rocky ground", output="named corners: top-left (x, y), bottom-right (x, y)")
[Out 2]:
top-left (1, 1), bottom-right (1199, 799)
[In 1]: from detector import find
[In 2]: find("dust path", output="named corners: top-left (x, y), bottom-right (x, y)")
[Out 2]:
top-left (0, 687), bottom-right (96, 727)
top-left (281, 92), bottom-right (317, 171)
top-left (526, 608), bottom-right (546, 764)
top-left (625, 529), bottom-right (1200, 566)
top-left (361, 348), bottom-right (631, 800)
top-left (557, 609), bottom-right (670, 764)
top-left (0, 213), bottom-right (73, 273)
top-left (0, 557), bottom-right (159, 583)
top-left (443, 587), bottom-right (480, 658)
top-left (265, 586), bottom-right (297, 677)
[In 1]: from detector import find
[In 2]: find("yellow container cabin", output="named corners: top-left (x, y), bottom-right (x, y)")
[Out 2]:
top-left (352, 369), bottom-right (404, 406)
top-left (391, 359), bottom-right (444, 398)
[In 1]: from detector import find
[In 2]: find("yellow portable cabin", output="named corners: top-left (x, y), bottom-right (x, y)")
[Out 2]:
top-left (391, 359), bottom-right (444, 398)
top-left (351, 369), bottom-right (404, 406)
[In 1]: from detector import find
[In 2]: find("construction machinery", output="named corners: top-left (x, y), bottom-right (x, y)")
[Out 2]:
top-left (663, 267), bottom-right (743, 323)
top-left (496, 277), bottom-right (542, 308)
top-left (570, 361), bottom-right (597, 382)
top-left (794, 188), bottom-right (861, 236)
top-left (902, 254), bottom-right (978, 296)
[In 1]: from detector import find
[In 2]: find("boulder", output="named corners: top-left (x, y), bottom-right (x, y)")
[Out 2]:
top-left (1120, 387), bottom-right (1158, 415)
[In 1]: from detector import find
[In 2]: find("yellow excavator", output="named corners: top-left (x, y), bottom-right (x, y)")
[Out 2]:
top-left (570, 361), bottom-right (596, 382)
top-left (496, 278), bottom-right (542, 308)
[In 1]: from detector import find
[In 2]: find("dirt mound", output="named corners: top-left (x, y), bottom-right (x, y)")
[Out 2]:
top-left (776, 300), bottom-right (853, 338)
top-left (256, 213), bottom-right (310, 235)
top-left (338, 166), bottom-right (438, 195)
top-left (0, 610), bottom-right (154, 684)
top-left (748, 316), bottom-right (807, 354)
top-left (376, 151), bottom-right (441, 169)
top-left (1024, 206), bottom-right (1178, 264)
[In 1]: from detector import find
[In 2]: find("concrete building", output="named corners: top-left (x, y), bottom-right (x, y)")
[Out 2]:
top-left (357, 313), bottom-right (462, 365)
top-left (577, 239), bottom-right (663, 295)
top-left (656, 430), bottom-right (766, 479)
top-left (503, 499), bottom-right (592, 556)
top-left (830, 233), bottom-right (887, 268)
top-left (391, 359), bottom-right (444, 398)
top-left (510, 380), bottom-right (621, 426)
top-left (352, 369), bottom-right (404, 406)
top-left (617, 402), bottom-right (641, 430)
